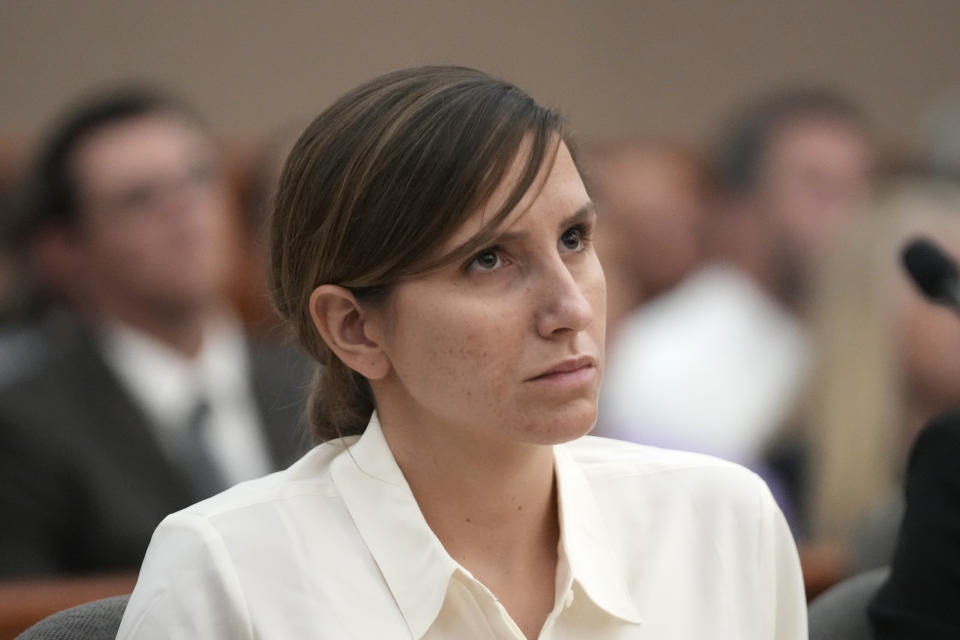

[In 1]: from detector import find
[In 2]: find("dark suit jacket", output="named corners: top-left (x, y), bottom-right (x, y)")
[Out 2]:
top-left (0, 321), bottom-right (312, 577)
top-left (868, 410), bottom-right (960, 639)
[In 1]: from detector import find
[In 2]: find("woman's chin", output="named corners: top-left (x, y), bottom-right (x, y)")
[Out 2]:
top-left (512, 401), bottom-right (598, 445)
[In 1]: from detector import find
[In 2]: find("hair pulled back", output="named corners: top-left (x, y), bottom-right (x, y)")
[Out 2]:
top-left (270, 66), bottom-right (568, 442)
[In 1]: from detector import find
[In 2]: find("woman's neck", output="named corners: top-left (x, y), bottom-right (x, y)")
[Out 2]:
top-left (378, 406), bottom-right (560, 638)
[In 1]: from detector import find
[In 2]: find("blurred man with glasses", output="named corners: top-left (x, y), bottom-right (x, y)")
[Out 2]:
top-left (0, 89), bottom-right (308, 577)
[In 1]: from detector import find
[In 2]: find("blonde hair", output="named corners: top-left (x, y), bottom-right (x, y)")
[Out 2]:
top-left (807, 180), bottom-right (960, 543)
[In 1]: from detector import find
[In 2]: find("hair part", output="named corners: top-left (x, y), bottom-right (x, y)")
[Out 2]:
top-left (270, 65), bottom-right (569, 442)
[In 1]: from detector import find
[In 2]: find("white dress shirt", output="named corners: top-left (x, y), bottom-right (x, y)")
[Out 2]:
top-left (117, 412), bottom-right (807, 639)
top-left (99, 315), bottom-right (272, 486)
top-left (601, 264), bottom-right (809, 464)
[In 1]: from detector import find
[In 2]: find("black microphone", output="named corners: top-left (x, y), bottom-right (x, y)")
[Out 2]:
top-left (901, 237), bottom-right (960, 311)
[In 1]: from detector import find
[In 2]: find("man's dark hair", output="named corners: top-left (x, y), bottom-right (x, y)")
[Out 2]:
top-left (714, 88), bottom-right (868, 195)
top-left (19, 87), bottom-right (205, 238)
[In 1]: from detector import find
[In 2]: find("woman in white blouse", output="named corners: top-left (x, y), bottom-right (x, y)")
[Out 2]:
top-left (117, 66), bottom-right (807, 639)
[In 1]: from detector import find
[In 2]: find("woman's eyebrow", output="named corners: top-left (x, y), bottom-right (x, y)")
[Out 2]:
top-left (558, 201), bottom-right (598, 230)
top-left (481, 201), bottom-right (598, 246)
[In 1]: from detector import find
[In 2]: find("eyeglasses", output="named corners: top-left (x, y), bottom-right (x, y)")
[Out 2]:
top-left (84, 160), bottom-right (223, 220)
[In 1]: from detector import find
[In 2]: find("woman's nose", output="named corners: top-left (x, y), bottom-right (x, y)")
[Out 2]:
top-left (534, 259), bottom-right (595, 339)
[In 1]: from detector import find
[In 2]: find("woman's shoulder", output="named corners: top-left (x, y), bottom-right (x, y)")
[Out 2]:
top-left (557, 435), bottom-right (803, 630)
top-left (565, 434), bottom-right (759, 480)
top-left (171, 438), bottom-right (355, 524)
top-left (561, 435), bottom-right (772, 512)
top-left (117, 438), bottom-right (366, 639)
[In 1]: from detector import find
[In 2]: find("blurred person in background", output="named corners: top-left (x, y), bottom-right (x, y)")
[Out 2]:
top-left (0, 188), bottom-right (25, 331)
top-left (0, 185), bottom-right (61, 386)
top-left (868, 407), bottom-right (960, 638)
top-left (0, 88), bottom-right (309, 578)
top-left (0, 190), bottom-right (14, 320)
top-left (600, 88), bottom-right (874, 495)
top-left (0, 189), bottom-right (38, 382)
top-left (805, 180), bottom-right (960, 571)
top-left (581, 140), bottom-right (710, 341)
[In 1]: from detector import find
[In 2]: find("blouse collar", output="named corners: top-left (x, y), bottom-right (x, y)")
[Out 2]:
top-left (553, 442), bottom-right (645, 626)
top-left (329, 412), bottom-right (644, 638)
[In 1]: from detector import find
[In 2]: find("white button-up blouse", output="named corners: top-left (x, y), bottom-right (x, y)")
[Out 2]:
top-left (117, 413), bottom-right (807, 639)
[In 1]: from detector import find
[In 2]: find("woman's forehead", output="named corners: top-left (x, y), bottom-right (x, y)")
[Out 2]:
top-left (442, 142), bottom-right (587, 251)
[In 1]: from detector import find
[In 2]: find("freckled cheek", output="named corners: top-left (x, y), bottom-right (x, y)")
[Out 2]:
top-left (427, 323), bottom-right (519, 405)
top-left (461, 329), bottom-right (518, 394)
top-left (407, 310), bottom-right (507, 389)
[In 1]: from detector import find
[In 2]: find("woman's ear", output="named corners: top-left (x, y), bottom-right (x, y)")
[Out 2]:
top-left (308, 285), bottom-right (391, 380)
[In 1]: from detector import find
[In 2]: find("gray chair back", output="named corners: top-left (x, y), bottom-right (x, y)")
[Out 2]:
top-left (808, 567), bottom-right (889, 640)
top-left (16, 594), bottom-right (129, 640)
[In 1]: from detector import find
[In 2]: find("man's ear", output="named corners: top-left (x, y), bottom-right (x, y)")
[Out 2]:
top-left (309, 284), bottom-right (391, 380)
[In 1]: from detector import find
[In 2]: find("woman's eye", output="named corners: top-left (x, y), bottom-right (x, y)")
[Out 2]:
top-left (469, 248), bottom-right (502, 271)
top-left (559, 227), bottom-right (583, 252)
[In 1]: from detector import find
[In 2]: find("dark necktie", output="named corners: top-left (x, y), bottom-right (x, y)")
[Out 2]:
top-left (175, 398), bottom-right (227, 499)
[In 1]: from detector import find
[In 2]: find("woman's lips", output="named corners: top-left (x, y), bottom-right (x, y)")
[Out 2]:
top-left (527, 357), bottom-right (597, 389)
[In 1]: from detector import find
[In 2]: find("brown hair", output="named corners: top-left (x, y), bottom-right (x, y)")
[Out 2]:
top-left (270, 65), bottom-right (569, 442)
